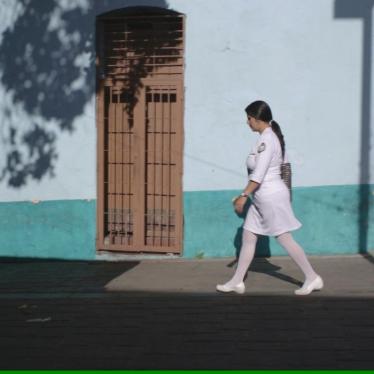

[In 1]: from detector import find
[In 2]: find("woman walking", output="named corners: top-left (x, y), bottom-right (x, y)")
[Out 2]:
top-left (216, 100), bottom-right (323, 296)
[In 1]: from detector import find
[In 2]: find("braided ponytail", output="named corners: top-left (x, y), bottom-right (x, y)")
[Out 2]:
top-left (270, 120), bottom-right (285, 159)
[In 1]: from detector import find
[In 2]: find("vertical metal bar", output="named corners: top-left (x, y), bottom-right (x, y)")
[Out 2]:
top-left (146, 89), bottom-right (153, 247)
top-left (121, 97), bottom-right (125, 245)
top-left (119, 108), bottom-right (124, 246)
top-left (133, 86), bottom-right (146, 247)
top-left (157, 88), bottom-right (163, 247)
top-left (113, 96), bottom-right (117, 244)
top-left (144, 93), bottom-right (148, 246)
top-left (124, 108), bottom-right (129, 246)
top-left (103, 86), bottom-right (110, 242)
top-left (117, 97), bottom-right (122, 245)
top-left (124, 20), bottom-right (129, 246)
top-left (160, 89), bottom-right (164, 246)
top-left (129, 114), bottom-right (132, 245)
top-left (167, 87), bottom-right (172, 246)
top-left (169, 88), bottom-right (175, 248)
top-left (153, 90), bottom-right (157, 246)
top-left (108, 90), bottom-right (115, 244)
top-left (125, 94), bottom-right (131, 246)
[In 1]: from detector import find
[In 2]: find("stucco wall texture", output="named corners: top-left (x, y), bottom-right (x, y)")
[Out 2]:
top-left (0, 0), bottom-right (373, 259)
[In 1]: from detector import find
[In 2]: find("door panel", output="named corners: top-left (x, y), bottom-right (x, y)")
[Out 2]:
top-left (97, 82), bottom-right (183, 253)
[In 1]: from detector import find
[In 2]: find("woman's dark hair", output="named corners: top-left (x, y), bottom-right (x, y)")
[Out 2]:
top-left (245, 100), bottom-right (285, 158)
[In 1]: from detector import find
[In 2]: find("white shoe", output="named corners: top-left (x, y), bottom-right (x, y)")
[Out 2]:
top-left (294, 275), bottom-right (324, 296)
top-left (216, 282), bottom-right (245, 294)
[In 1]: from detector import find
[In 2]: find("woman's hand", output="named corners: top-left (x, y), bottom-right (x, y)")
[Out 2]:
top-left (233, 196), bottom-right (247, 214)
top-left (232, 182), bottom-right (258, 214)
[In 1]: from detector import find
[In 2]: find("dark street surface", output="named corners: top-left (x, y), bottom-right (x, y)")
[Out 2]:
top-left (0, 254), bottom-right (373, 369)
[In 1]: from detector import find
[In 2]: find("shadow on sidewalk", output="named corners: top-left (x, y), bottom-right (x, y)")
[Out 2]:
top-left (248, 257), bottom-right (302, 286)
top-left (230, 229), bottom-right (302, 287)
top-left (231, 200), bottom-right (301, 287)
top-left (360, 252), bottom-right (374, 266)
top-left (0, 257), bottom-right (140, 294)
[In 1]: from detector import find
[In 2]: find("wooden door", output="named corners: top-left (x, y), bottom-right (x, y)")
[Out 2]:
top-left (96, 10), bottom-right (184, 254)
top-left (96, 80), bottom-right (183, 253)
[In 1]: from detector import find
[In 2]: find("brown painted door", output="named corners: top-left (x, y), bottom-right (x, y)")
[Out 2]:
top-left (96, 80), bottom-right (183, 253)
top-left (96, 11), bottom-right (184, 254)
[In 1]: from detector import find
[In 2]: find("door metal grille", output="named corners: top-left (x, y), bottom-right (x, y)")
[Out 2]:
top-left (145, 86), bottom-right (179, 247)
top-left (99, 13), bottom-right (184, 84)
top-left (96, 10), bottom-right (184, 254)
top-left (104, 85), bottom-right (135, 246)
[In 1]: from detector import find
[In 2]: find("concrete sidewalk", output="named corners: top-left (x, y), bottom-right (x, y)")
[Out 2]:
top-left (0, 254), bottom-right (373, 369)
top-left (1, 253), bottom-right (373, 296)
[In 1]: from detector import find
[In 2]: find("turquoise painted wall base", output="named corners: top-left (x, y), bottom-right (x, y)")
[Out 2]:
top-left (0, 200), bottom-right (96, 260)
top-left (183, 185), bottom-right (374, 258)
top-left (0, 185), bottom-right (373, 260)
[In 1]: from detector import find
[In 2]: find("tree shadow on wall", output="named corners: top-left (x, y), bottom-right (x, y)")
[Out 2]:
top-left (0, 0), bottom-right (170, 188)
top-left (96, 5), bottom-right (183, 119)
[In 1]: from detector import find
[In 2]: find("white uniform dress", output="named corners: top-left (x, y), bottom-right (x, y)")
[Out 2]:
top-left (243, 127), bottom-right (302, 236)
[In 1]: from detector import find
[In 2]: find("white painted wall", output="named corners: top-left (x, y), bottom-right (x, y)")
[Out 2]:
top-left (173, 0), bottom-right (365, 191)
top-left (0, 0), bottom-right (370, 202)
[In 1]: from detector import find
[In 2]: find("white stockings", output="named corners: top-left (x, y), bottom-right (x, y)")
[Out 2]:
top-left (276, 232), bottom-right (319, 284)
top-left (225, 230), bottom-right (318, 287)
top-left (225, 229), bottom-right (258, 287)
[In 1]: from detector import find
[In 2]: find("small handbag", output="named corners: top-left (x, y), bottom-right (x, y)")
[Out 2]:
top-left (280, 162), bottom-right (292, 201)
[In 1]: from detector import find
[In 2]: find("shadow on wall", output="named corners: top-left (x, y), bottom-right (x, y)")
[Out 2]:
top-left (96, 5), bottom-right (183, 117)
top-left (334, 0), bottom-right (374, 255)
top-left (0, 0), bottom-right (168, 188)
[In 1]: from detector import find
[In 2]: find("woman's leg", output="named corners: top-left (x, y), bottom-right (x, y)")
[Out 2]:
top-left (224, 229), bottom-right (258, 287)
top-left (276, 232), bottom-right (322, 293)
top-left (276, 232), bottom-right (317, 280)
